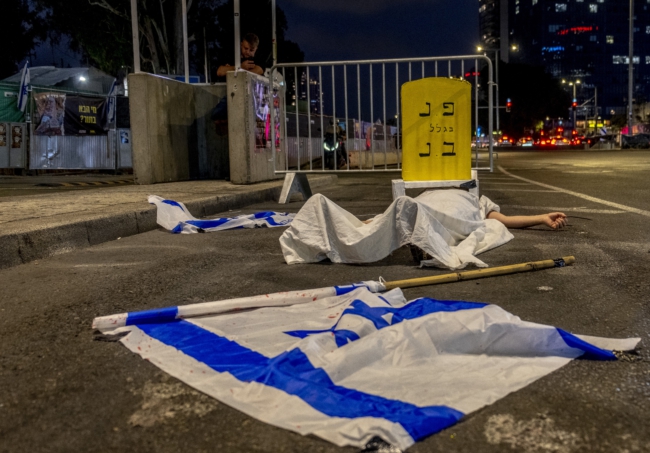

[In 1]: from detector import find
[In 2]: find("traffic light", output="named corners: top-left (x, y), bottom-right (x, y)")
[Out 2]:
top-left (506, 98), bottom-right (512, 112)
top-left (572, 99), bottom-right (577, 110)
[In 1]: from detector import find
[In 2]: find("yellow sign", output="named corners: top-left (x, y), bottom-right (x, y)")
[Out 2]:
top-left (401, 78), bottom-right (471, 181)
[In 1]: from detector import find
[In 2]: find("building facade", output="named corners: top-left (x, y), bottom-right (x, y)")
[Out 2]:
top-left (480, 0), bottom-right (650, 120)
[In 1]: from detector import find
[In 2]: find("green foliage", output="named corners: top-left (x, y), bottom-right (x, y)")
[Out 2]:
top-left (34, 0), bottom-right (133, 74)
top-left (33, 0), bottom-right (303, 78)
top-left (610, 114), bottom-right (627, 129)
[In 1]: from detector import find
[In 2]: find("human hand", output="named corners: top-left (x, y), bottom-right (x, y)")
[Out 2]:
top-left (542, 212), bottom-right (567, 229)
top-left (241, 60), bottom-right (256, 71)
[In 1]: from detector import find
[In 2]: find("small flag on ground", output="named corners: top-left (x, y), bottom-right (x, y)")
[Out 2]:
top-left (17, 62), bottom-right (30, 113)
top-left (148, 195), bottom-right (295, 234)
top-left (95, 287), bottom-right (639, 450)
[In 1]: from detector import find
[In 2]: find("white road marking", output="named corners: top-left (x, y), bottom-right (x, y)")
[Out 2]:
top-left (489, 189), bottom-right (556, 193)
top-left (498, 166), bottom-right (650, 217)
top-left (480, 182), bottom-right (531, 185)
top-left (477, 177), bottom-right (521, 181)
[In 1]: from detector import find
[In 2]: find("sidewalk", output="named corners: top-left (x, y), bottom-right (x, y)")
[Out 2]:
top-left (0, 175), bottom-right (337, 269)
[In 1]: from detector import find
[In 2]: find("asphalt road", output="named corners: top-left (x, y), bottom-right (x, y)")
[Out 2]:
top-left (1, 149), bottom-right (649, 453)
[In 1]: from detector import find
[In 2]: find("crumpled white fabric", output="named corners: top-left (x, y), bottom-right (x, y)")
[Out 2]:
top-left (279, 189), bottom-right (514, 269)
top-left (148, 195), bottom-right (294, 234)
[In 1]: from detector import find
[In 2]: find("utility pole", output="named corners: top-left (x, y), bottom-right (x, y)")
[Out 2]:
top-left (234, 0), bottom-right (241, 70)
top-left (628, 0), bottom-right (634, 135)
top-left (130, 0), bottom-right (140, 73)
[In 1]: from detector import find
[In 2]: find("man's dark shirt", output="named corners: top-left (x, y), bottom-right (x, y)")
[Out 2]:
top-left (214, 54), bottom-right (266, 83)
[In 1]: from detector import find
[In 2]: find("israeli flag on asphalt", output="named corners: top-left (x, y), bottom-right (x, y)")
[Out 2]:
top-left (96, 287), bottom-right (639, 450)
top-left (17, 61), bottom-right (30, 113)
top-left (148, 195), bottom-right (295, 234)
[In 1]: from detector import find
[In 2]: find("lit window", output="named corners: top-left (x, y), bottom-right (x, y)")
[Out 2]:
top-left (590, 35), bottom-right (597, 41)
top-left (597, 0), bottom-right (604, 2)
top-left (647, 26), bottom-right (650, 33)
top-left (646, 56), bottom-right (650, 64)
top-left (556, 3), bottom-right (567, 11)
top-left (549, 25), bottom-right (561, 32)
top-left (607, 35), bottom-right (614, 43)
top-left (589, 4), bottom-right (598, 12)
top-left (532, 0), bottom-right (538, 4)
top-left (613, 55), bottom-right (640, 64)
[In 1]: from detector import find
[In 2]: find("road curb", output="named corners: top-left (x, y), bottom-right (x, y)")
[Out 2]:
top-left (0, 175), bottom-right (337, 270)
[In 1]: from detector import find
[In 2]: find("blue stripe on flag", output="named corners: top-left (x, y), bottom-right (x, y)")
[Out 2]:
top-left (185, 218), bottom-right (233, 229)
top-left (334, 284), bottom-right (365, 296)
top-left (136, 320), bottom-right (464, 440)
top-left (557, 329), bottom-right (616, 360)
top-left (161, 199), bottom-right (186, 210)
top-left (253, 211), bottom-right (276, 219)
top-left (284, 298), bottom-right (487, 344)
top-left (126, 306), bottom-right (179, 325)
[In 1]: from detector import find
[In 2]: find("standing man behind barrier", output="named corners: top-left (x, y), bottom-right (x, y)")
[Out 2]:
top-left (216, 33), bottom-right (264, 78)
top-left (212, 33), bottom-right (265, 134)
top-left (325, 119), bottom-right (347, 168)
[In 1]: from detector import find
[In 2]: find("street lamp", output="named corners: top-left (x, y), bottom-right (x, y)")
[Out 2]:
top-left (477, 45), bottom-right (501, 132)
top-left (477, 44), bottom-right (519, 134)
top-left (562, 79), bottom-right (581, 130)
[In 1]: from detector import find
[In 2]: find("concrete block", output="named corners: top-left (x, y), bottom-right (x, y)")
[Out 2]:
top-left (227, 72), bottom-right (286, 185)
top-left (129, 73), bottom-right (228, 184)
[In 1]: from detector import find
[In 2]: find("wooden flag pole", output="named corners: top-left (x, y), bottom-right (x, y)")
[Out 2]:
top-left (383, 256), bottom-right (575, 291)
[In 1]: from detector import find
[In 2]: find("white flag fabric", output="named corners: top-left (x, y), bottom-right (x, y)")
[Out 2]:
top-left (107, 78), bottom-right (118, 124)
top-left (96, 287), bottom-right (639, 450)
top-left (280, 190), bottom-right (514, 269)
top-left (149, 195), bottom-right (295, 233)
top-left (17, 62), bottom-right (30, 113)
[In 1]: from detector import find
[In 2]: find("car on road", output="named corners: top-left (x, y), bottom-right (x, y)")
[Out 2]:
top-left (517, 137), bottom-right (534, 147)
top-left (497, 135), bottom-right (515, 147)
top-left (555, 136), bottom-right (571, 147)
top-left (537, 137), bottom-right (557, 148)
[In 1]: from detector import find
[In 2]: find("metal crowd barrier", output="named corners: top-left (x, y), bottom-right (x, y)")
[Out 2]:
top-left (270, 55), bottom-right (494, 175)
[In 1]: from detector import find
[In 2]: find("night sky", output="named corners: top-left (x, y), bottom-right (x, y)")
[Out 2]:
top-left (281, 0), bottom-right (479, 61)
top-left (32, 0), bottom-right (479, 68)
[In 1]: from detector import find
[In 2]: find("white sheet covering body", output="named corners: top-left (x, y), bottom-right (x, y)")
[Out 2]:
top-left (280, 190), bottom-right (514, 269)
top-left (98, 287), bottom-right (640, 450)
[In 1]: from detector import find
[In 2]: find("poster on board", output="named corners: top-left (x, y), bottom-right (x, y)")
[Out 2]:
top-left (64, 96), bottom-right (108, 135)
top-left (33, 93), bottom-right (109, 136)
top-left (34, 93), bottom-right (66, 136)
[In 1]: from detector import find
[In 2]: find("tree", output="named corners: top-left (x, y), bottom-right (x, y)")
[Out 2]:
top-left (1, 0), bottom-right (46, 79)
top-left (210, 0), bottom-right (304, 70)
top-left (34, 0), bottom-right (302, 78)
top-left (35, 0), bottom-right (206, 75)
